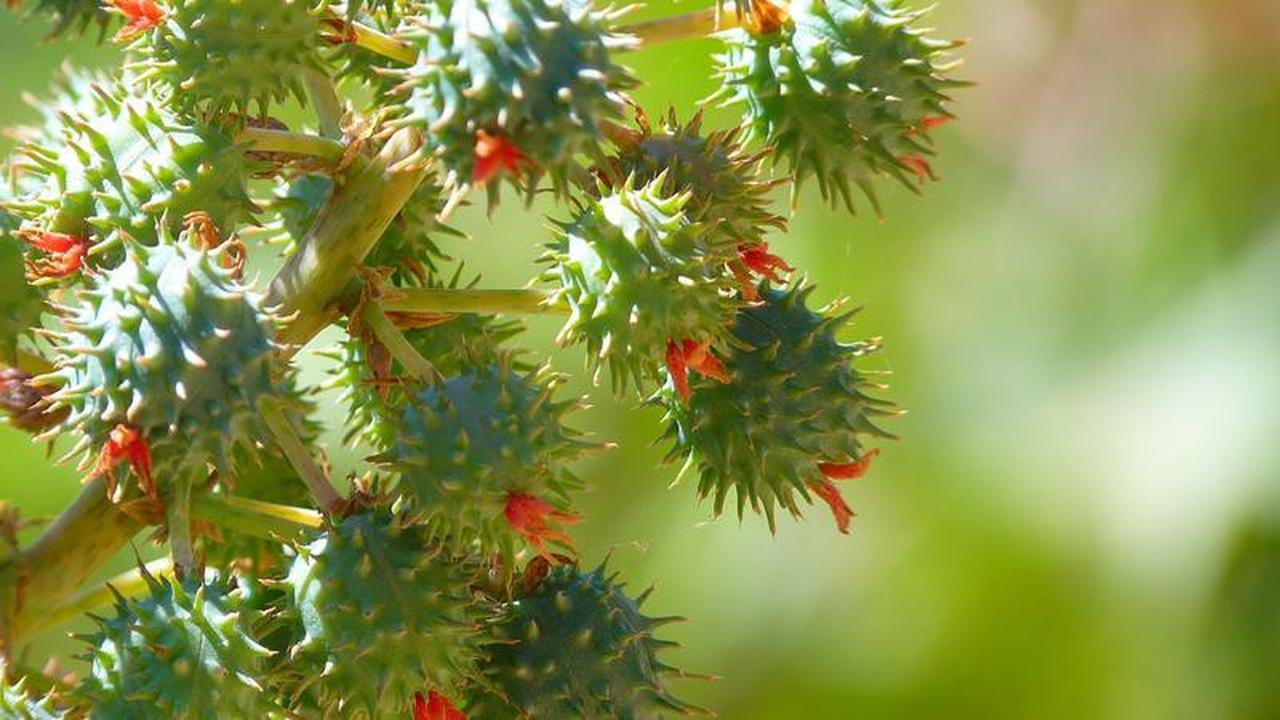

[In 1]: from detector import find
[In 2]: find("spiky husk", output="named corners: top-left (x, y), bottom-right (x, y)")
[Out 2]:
top-left (600, 110), bottom-right (784, 250)
top-left (468, 562), bottom-right (700, 719)
top-left (713, 0), bottom-right (964, 212)
top-left (41, 234), bottom-right (292, 482)
top-left (125, 0), bottom-right (327, 116)
top-left (661, 283), bottom-right (895, 530)
top-left (389, 0), bottom-right (638, 200)
top-left (381, 356), bottom-right (591, 561)
top-left (328, 298), bottom-right (522, 449)
top-left (544, 178), bottom-right (736, 395)
top-left (0, 675), bottom-right (66, 720)
top-left (280, 507), bottom-right (485, 718)
top-left (75, 570), bottom-right (278, 720)
top-left (0, 175), bottom-right (45, 361)
top-left (12, 75), bottom-right (256, 254)
top-left (274, 172), bottom-right (457, 284)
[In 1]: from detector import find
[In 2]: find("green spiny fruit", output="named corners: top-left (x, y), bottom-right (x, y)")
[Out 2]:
top-left (274, 172), bottom-right (458, 285)
top-left (124, 0), bottom-right (327, 116)
top-left (327, 291), bottom-right (522, 449)
top-left (41, 230), bottom-right (293, 484)
top-left (381, 356), bottom-right (593, 562)
top-left (75, 570), bottom-right (280, 720)
top-left (13, 0), bottom-right (109, 38)
top-left (0, 174), bottom-right (45, 361)
top-left (0, 674), bottom-right (66, 720)
top-left (600, 109), bottom-right (785, 251)
top-left (12, 75), bottom-right (256, 254)
top-left (544, 177), bottom-right (737, 395)
top-left (280, 507), bottom-right (485, 719)
top-left (713, 0), bottom-right (965, 212)
top-left (389, 0), bottom-right (638, 201)
top-left (468, 562), bottom-right (701, 719)
top-left (661, 282), bottom-right (896, 533)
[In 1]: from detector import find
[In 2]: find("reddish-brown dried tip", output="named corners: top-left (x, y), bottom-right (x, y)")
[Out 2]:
top-left (735, 242), bottom-right (795, 299)
top-left (414, 691), bottom-right (467, 720)
top-left (809, 480), bottom-right (854, 534)
top-left (504, 492), bottom-right (581, 562)
top-left (0, 367), bottom-right (63, 434)
top-left (473, 130), bottom-right (527, 185)
top-left (900, 154), bottom-right (936, 182)
top-left (745, 0), bottom-right (790, 35)
top-left (817, 448), bottom-right (880, 480)
top-left (92, 423), bottom-right (155, 500)
top-left (667, 339), bottom-right (730, 402)
top-left (17, 230), bottom-right (89, 279)
top-left (110, 0), bottom-right (165, 42)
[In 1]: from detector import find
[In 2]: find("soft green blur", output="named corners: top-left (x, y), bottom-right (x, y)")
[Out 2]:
top-left (3, 1), bottom-right (1280, 717)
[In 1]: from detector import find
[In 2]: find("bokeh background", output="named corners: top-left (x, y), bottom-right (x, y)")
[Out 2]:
top-left (3, 1), bottom-right (1280, 717)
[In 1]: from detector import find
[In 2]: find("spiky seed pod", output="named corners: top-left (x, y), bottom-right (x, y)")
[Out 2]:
top-left (280, 507), bottom-right (485, 719)
top-left (327, 299), bottom-right (522, 449)
top-left (390, 0), bottom-right (638, 200)
top-left (468, 562), bottom-right (701, 719)
top-left (600, 110), bottom-right (785, 252)
top-left (660, 283), bottom-right (896, 532)
top-left (0, 675), bottom-right (66, 720)
top-left (40, 231), bottom-right (292, 484)
top-left (75, 570), bottom-right (280, 720)
top-left (12, 76), bottom-right (256, 255)
top-left (712, 0), bottom-right (965, 212)
top-left (124, 0), bottom-right (327, 116)
top-left (0, 175), bottom-right (46, 360)
top-left (274, 173), bottom-right (457, 285)
top-left (544, 177), bottom-right (737, 395)
top-left (381, 356), bottom-right (592, 562)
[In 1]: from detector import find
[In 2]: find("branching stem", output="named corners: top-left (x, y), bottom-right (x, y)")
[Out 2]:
top-left (361, 300), bottom-right (439, 383)
top-left (304, 69), bottom-right (345, 139)
top-left (167, 474), bottom-right (196, 578)
top-left (191, 494), bottom-right (323, 539)
top-left (618, 7), bottom-right (744, 47)
top-left (38, 558), bottom-right (174, 635)
top-left (350, 21), bottom-right (418, 65)
top-left (235, 127), bottom-right (346, 163)
top-left (378, 288), bottom-right (565, 316)
top-left (260, 401), bottom-right (343, 514)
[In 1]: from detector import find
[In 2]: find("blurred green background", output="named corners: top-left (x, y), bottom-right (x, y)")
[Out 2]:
top-left (4, 1), bottom-right (1280, 718)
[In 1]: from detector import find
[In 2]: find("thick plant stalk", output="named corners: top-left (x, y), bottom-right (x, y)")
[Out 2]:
top-left (305, 69), bottom-right (344, 139)
top-left (361, 301), bottom-right (439, 382)
top-left (620, 7), bottom-right (742, 47)
top-left (167, 475), bottom-right (196, 577)
top-left (191, 494), bottom-right (323, 539)
top-left (261, 400), bottom-right (343, 513)
top-left (235, 127), bottom-right (346, 163)
top-left (38, 558), bottom-right (175, 635)
top-left (378, 287), bottom-right (564, 316)
top-left (350, 21), bottom-right (418, 64)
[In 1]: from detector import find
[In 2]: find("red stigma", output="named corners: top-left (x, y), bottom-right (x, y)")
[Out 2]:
top-left (92, 423), bottom-right (155, 500)
top-left (414, 691), bottom-right (466, 720)
top-left (666, 339), bottom-right (730, 402)
top-left (818, 449), bottom-right (880, 480)
top-left (900, 154), bottom-right (936, 182)
top-left (110, 0), bottom-right (165, 42)
top-left (504, 492), bottom-right (581, 562)
top-left (919, 115), bottom-right (953, 132)
top-left (18, 230), bottom-right (89, 279)
top-left (735, 242), bottom-right (794, 299)
top-left (809, 480), bottom-right (854, 534)
top-left (472, 130), bottom-right (527, 185)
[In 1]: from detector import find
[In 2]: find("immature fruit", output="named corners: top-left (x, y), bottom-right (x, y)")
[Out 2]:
top-left (76, 571), bottom-right (279, 720)
top-left (14, 76), bottom-right (255, 254)
top-left (469, 562), bottom-right (700, 719)
top-left (0, 175), bottom-right (45, 360)
top-left (281, 507), bottom-right (485, 719)
top-left (390, 0), bottom-right (638, 200)
top-left (0, 675), bottom-right (65, 720)
top-left (714, 0), bottom-right (964, 212)
top-left (544, 177), bottom-right (736, 395)
top-left (125, 0), bottom-right (327, 115)
top-left (382, 356), bottom-right (592, 562)
top-left (41, 232), bottom-right (291, 484)
top-left (661, 283), bottom-right (895, 532)
top-left (601, 110), bottom-right (784, 251)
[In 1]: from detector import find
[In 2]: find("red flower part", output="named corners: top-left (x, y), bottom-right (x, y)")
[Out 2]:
top-left (666, 339), bottom-right (730, 402)
top-left (899, 154), bottom-right (936, 181)
top-left (817, 448), bottom-right (880, 480)
top-left (472, 130), bottom-right (527, 185)
top-left (110, 0), bottom-right (165, 42)
top-left (919, 115), bottom-right (954, 132)
top-left (809, 479), bottom-right (854, 534)
top-left (18, 230), bottom-right (89, 279)
top-left (504, 492), bottom-right (581, 562)
top-left (738, 242), bottom-right (794, 284)
top-left (414, 691), bottom-right (467, 720)
top-left (92, 423), bottom-right (155, 499)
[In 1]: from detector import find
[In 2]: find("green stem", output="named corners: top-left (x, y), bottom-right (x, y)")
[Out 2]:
top-left (304, 69), bottom-right (345, 139)
top-left (38, 558), bottom-right (174, 635)
top-left (260, 401), bottom-right (343, 513)
top-left (267, 127), bottom-right (431, 352)
top-left (618, 7), bottom-right (742, 47)
top-left (235, 127), bottom-right (346, 163)
top-left (378, 288), bottom-right (565, 316)
top-left (167, 475), bottom-right (195, 578)
top-left (351, 21), bottom-right (418, 65)
top-left (191, 494), bottom-right (323, 540)
top-left (361, 300), bottom-right (438, 383)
